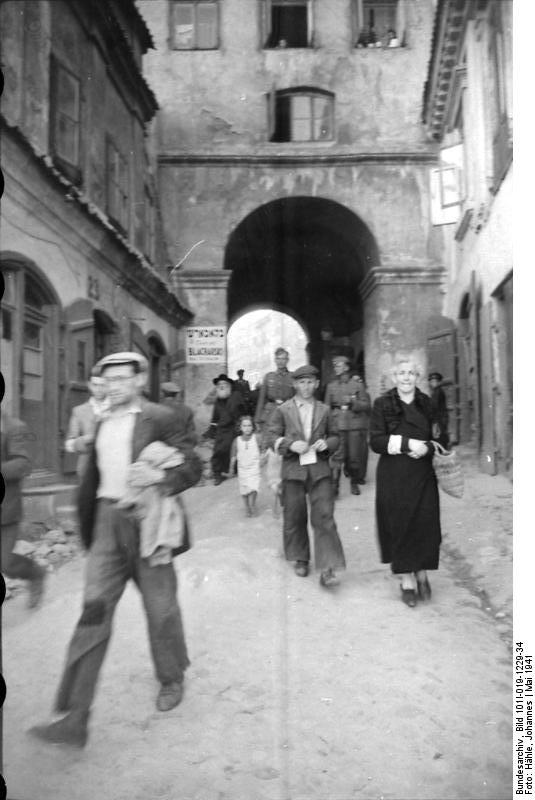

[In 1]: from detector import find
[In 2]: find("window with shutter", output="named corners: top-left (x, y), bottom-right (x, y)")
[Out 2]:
top-left (49, 56), bottom-right (81, 182)
top-left (270, 89), bottom-right (334, 142)
top-left (106, 138), bottom-right (130, 233)
top-left (353, 0), bottom-right (405, 48)
top-left (171, 1), bottom-right (219, 49)
top-left (261, 0), bottom-right (313, 49)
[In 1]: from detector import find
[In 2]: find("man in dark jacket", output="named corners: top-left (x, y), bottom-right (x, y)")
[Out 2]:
top-left (29, 352), bottom-right (202, 748)
top-left (1, 413), bottom-right (45, 607)
top-left (267, 364), bottom-right (346, 588)
top-left (205, 374), bottom-right (246, 485)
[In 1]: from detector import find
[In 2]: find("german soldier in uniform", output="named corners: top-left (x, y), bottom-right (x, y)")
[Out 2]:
top-left (254, 347), bottom-right (295, 444)
top-left (324, 355), bottom-right (371, 496)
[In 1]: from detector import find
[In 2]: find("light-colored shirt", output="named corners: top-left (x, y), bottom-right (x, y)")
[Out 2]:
top-left (294, 397), bottom-right (314, 441)
top-left (96, 402), bottom-right (140, 500)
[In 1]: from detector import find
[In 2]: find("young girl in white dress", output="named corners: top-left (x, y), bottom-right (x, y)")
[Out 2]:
top-left (229, 416), bottom-right (265, 516)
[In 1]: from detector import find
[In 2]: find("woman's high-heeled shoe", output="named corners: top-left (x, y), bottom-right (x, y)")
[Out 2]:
top-left (417, 578), bottom-right (431, 601)
top-left (400, 588), bottom-right (417, 607)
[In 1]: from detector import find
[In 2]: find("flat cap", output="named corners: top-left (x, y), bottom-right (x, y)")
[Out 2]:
top-left (292, 364), bottom-right (319, 380)
top-left (332, 354), bottom-right (350, 364)
top-left (96, 351), bottom-right (148, 374)
top-left (161, 381), bottom-right (181, 394)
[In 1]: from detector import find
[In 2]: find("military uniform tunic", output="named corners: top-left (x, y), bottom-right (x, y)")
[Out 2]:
top-left (324, 375), bottom-right (371, 482)
top-left (254, 369), bottom-right (295, 431)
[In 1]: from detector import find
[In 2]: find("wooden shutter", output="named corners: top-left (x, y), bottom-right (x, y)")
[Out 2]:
top-left (307, 0), bottom-right (314, 47)
top-left (267, 87), bottom-right (276, 141)
top-left (352, 0), bottom-right (364, 45)
top-left (479, 300), bottom-right (497, 474)
top-left (396, 0), bottom-right (406, 46)
top-left (259, 0), bottom-right (272, 47)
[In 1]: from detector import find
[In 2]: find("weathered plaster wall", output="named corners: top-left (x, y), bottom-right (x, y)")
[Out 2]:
top-left (139, 0), bottom-right (434, 154)
top-left (159, 161), bottom-right (438, 272)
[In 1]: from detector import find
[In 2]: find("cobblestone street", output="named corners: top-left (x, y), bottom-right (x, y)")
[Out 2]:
top-left (3, 452), bottom-right (513, 800)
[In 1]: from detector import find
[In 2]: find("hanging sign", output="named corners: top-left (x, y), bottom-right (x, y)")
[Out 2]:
top-left (186, 326), bottom-right (227, 363)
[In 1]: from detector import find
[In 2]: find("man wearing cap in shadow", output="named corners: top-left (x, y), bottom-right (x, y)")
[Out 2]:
top-left (29, 352), bottom-right (202, 748)
top-left (428, 372), bottom-right (450, 449)
top-left (324, 355), bottom-right (371, 496)
top-left (160, 381), bottom-right (197, 446)
top-left (205, 373), bottom-right (246, 485)
top-left (267, 364), bottom-right (346, 588)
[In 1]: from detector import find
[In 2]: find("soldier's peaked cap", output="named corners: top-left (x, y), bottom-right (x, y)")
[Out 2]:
top-left (292, 364), bottom-right (319, 380)
top-left (96, 351), bottom-right (148, 374)
top-left (332, 354), bottom-right (350, 364)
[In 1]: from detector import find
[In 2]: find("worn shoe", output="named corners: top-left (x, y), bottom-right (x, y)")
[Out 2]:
top-left (319, 568), bottom-right (339, 588)
top-left (28, 710), bottom-right (89, 748)
top-left (28, 569), bottom-right (46, 609)
top-left (156, 681), bottom-right (184, 712)
top-left (213, 475), bottom-right (225, 486)
top-left (294, 561), bottom-right (309, 578)
top-left (350, 483), bottom-right (361, 495)
top-left (417, 578), bottom-right (432, 601)
top-left (401, 588), bottom-right (417, 608)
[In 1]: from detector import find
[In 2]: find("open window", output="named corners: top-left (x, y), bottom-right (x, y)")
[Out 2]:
top-left (353, 0), bottom-right (406, 48)
top-left (49, 55), bottom-right (82, 183)
top-left (171, 1), bottom-right (219, 49)
top-left (268, 88), bottom-right (334, 142)
top-left (260, 0), bottom-right (314, 49)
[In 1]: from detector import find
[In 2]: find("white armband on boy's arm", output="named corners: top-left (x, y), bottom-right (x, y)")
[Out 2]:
top-left (387, 435), bottom-right (402, 455)
top-left (274, 437), bottom-right (285, 454)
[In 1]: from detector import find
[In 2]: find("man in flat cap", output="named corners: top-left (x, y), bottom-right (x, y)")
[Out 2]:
top-left (254, 348), bottom-right (295, 444)
top-left (64, 366), bottom-right (109, 480)
top-left (205, 373), bottom-right (246, 485)
top-left (428, 371), bottom-right (450, 448)
top-left (160, 381), bottom-right (197, 446)
top-left (324, 355), bottom-right (371, 496)
top-left (267, 364), bottom-right (346, 587)
top-left (30, 352), bottom-right (202, 748)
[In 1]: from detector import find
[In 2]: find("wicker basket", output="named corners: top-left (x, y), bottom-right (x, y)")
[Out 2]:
top-left (431, 441), bottom-right (464, 499)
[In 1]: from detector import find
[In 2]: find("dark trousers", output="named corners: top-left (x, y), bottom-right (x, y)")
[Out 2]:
top-left (1, 522), bottom-right (43, 581)
top-left (333, 430), bottom-right (369, 482)
top-left (282, 474), bottom-right (346, 571)
top-left (55, 501), bottom-right (189, 713)
top-left (211, 429), bottom-right (234, 477)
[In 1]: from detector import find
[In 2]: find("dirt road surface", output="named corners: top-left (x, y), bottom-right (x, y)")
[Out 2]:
top-left (2, 452), bottom-right (513, 800)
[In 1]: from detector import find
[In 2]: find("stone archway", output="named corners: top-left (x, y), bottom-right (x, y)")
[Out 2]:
top-left (224, 196), bottom-right (380, 383)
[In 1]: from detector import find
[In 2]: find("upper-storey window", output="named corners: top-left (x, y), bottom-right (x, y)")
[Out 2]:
top-left (269, 88), bottom-right (334, 142)
top-left (49, 56), bottom-right (81, 183)
top-left (106, 138), bottom-right (129, 233)
top-left (260, 0), bottom-right (314, 49)
top-left (353, 0), bottom-right (406, 48)
top-left (171, 1), bottom-right (219, 49)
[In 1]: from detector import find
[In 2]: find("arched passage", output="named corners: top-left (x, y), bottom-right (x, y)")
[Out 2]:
top-left (224, 197), bottom-right (379, 381)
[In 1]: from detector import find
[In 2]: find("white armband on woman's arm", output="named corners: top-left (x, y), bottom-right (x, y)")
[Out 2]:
top-left (387, 435), bottom-right (402, 455)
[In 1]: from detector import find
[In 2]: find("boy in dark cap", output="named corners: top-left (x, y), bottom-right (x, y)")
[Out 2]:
top-left (267, 364), bottom-right (346, 587)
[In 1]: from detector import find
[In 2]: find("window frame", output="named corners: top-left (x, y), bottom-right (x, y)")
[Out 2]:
top-left (49, 55), bottom-right (82, 184)
top-left (105, 137), bottom-right (130, 234)
top-left (170, 0), bottom-right (220, 50)
top-left (488, 2), bottom-right (512, 193)
top-left (352, 0), bottom-right (406, 49)
top-left (260, 0), bottom-right (315, 50)
top-left (268, 88), bottom-right (335, 143)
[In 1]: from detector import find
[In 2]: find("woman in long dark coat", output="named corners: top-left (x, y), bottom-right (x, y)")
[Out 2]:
top-left (370, 358), bottom-right (446, 607)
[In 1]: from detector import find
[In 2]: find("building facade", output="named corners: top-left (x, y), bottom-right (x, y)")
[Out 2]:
top-left (138, 0), bottom-right (446, 415)
top-left (0, 0), bottom-right (192, 487)
top-left (422, 0), bottom-right (512, 475)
